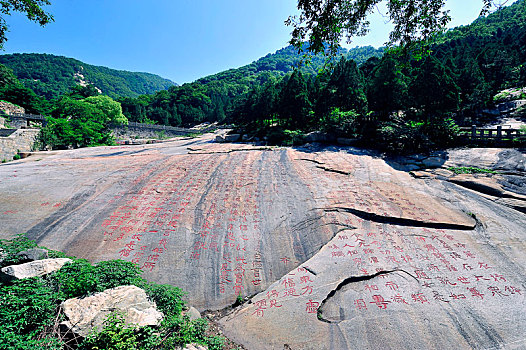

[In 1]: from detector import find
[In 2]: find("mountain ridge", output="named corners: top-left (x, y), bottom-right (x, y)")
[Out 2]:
top-left (0, 53), bottom-right (177, 100)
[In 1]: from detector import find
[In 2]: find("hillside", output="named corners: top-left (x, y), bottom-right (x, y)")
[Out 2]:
top-left (119, 45), bottom-right (384, 125)
top-left (0, 53), bottom-right (176, 100)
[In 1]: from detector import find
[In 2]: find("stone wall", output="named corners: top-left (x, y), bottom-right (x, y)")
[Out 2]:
top-left (0, 101), bottom-right (25, 116)
top-left (112, 123), bottom-right (216, 140)
top-left (0, 129), bottom-right (39, 162)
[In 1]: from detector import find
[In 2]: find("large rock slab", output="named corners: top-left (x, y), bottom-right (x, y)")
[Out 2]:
top-left (61, 285), bottom-right (163, 337)
top-left (0, 134), bottom-right (524, 349)
top-left (0, 258), bottom-right (71, 281)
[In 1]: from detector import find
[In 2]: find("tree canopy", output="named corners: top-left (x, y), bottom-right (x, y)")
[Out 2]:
top-left (0, 0), bottom-right (53, 49)
top-left (287, 0), bottom-right (500, 55)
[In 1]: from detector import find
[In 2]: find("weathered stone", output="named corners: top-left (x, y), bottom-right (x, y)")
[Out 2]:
top-left (0, 129), bottom-right (39, 162)
top-left (0, 101), bottom-right (25, 116)
top-left (215, 135), bottom-right (225, 143)
top-left (422, 156), bottom-right (445, 168)
top-left (0, 258), bottom-right (71, 281)
top-left (0, 135), bottom-right (524, 350)
top-left (433, 168), bottom-right (454, 178)
top-left (16, 248), bottom-right (49, 261)
top-left (224, 134), bottom-right (241, 142)
top-left (336, 137), bottom-right (356, 146)
top-left (304, 131), bottom-right (329, 143)
top-left (185, 306), bottom-right (201, 321)
top-left (61, 285), bottom-right (163, 337)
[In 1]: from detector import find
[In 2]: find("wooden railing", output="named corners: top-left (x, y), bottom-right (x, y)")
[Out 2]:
top-left (459, 125), bottom-right (525, 141)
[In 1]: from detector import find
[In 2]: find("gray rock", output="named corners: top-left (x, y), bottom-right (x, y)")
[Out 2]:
top-left (224, 134), bottom-right (241, 142)
top-left (336, 138), bottom-right (356, 146)
top-left (422, 156), bottom-right (445, 168)
top-left (1, 258), bottom-right (71, 281)
top-left (185, 306), bottom-right (201, 321)
top-left (304, 131), bottom-right (328, 143)
top-left (215, 135), bottom-right (225, 143)
top-left (16, 248), bottom-right (49, 262)
top-left (61, 285), bottom-right (164, 337)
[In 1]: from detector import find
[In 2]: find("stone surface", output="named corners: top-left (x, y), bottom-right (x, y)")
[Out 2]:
top-left (422, 156), bottom-right (446, 168)
top-left (0, 129), bottom-right (39, 162)
top-left (0, 101), bottom-right (25, 116)
top-left (16, 248), bottom-right (49, 261)
top-left (0, 133), bottom-right (524, 349)
top-left (304, 131), bottom-right (329, 143)
top-left (224, 133), bottom-right (241, 142)
top-left (185, 306), bottom-right (201, 321)
top-left (0, 258), bottom-right (71, 281)
top-left (61, 285), bottom-right (163, 337)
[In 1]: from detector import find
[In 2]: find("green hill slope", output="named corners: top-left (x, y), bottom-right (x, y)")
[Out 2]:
top-left (0, 53), bottom-right (176, 100)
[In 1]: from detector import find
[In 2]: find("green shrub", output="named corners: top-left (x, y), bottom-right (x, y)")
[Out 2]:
top-left (0, 277), bottom-right (60, 336)
top-left (0, 236), bottom-right (226, 350)
top-left (79, 312), bottom-right (160, 350)
top-left (0, 234), bottom-right (38, 268)
top-left (50, 259), bottom-right (142, 299)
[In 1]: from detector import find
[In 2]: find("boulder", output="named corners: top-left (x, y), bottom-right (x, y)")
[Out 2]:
top-left (16, 248), bottom-right (49, 262)
top-left (0, 258), bottom-right (71, 281)
top-left (61, 285), bottom-right (163, 337)
top-left (336, 137), bottom-right (356, 146)
top-left (422, 156), bottom-right (445, 168)
top-left (304, 131), bottom-right (328, 143)
top-left (224, 134), bottom-right (241, 142)
top-left (185, 306), bottom-right (201, 321)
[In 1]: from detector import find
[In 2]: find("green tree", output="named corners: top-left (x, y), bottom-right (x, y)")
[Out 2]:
top-left (40, 95), bottom-right (127, 149)
top-left (0, 0), bottom-right (54, 49)
top-left (277, 71), bottom-right (313, 129)
top-left (287, 0), bottom-right (498, 56)
top-left (410, 56), bottom-right (460, 115)
top-left (368, 55), bottom-right (408, 115)
top-left (317, 57), bottom-right (368, 116)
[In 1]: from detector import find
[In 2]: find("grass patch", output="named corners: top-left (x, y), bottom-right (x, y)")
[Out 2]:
top-left (447, 167), bottom-right (496, 175)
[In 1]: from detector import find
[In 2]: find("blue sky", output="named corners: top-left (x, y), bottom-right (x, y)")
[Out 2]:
top-left (2, 0), bottom-right (490, 84)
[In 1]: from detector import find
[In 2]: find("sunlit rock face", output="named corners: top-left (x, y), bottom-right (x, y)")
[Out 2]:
top-left (0, 134), bottom-right (524, 350)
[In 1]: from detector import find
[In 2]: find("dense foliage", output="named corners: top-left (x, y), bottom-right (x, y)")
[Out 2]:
top-left (118, 45), bottom-right (383, 126)
top-left (229, 0), bottom-right (526, 152)
top-left (0, 63), bottom-right (49, 114)
top-left (38, 92), bottom-right (128, 149)
top-left (0, 53), bottom-right (176, 100)
top-left (286, 0), bottom-right (498, 56)
top-left (0, 235), bottom-right (225, 350)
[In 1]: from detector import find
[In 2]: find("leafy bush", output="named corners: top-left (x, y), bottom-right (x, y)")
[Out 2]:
top-left (49, 259), bottom-right (142, 299)
top-left (79, 312), bottom-right (160, 350)
top-left (0, 233), bottom-right (38, 267)
top-left (0, 236), bottom-right (227, 350)
top-left (0, 278), bottom-right (60, 339)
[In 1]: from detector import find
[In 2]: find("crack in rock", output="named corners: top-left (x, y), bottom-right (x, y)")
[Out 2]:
top-left (317, 269), bottom-right (418, 324)
top-left (323, 207), bottom-right (476, 230)
top-left (315, 165), bottom-right (351, 176)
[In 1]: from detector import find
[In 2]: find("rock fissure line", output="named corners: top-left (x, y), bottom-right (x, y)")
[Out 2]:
top-left (315, 165), bottom-right (351, 176)
top-left (317, 269), bottom-right (419, 324)
top-left (322, 207), bottom-right (476, 230)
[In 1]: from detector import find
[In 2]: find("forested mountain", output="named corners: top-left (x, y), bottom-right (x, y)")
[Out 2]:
top-left (119, 45), bottom-right (384, 126)
top-left (226, 0), bottom-right (526, 152)
top-left (0, 53), bottom-right (176, 100)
